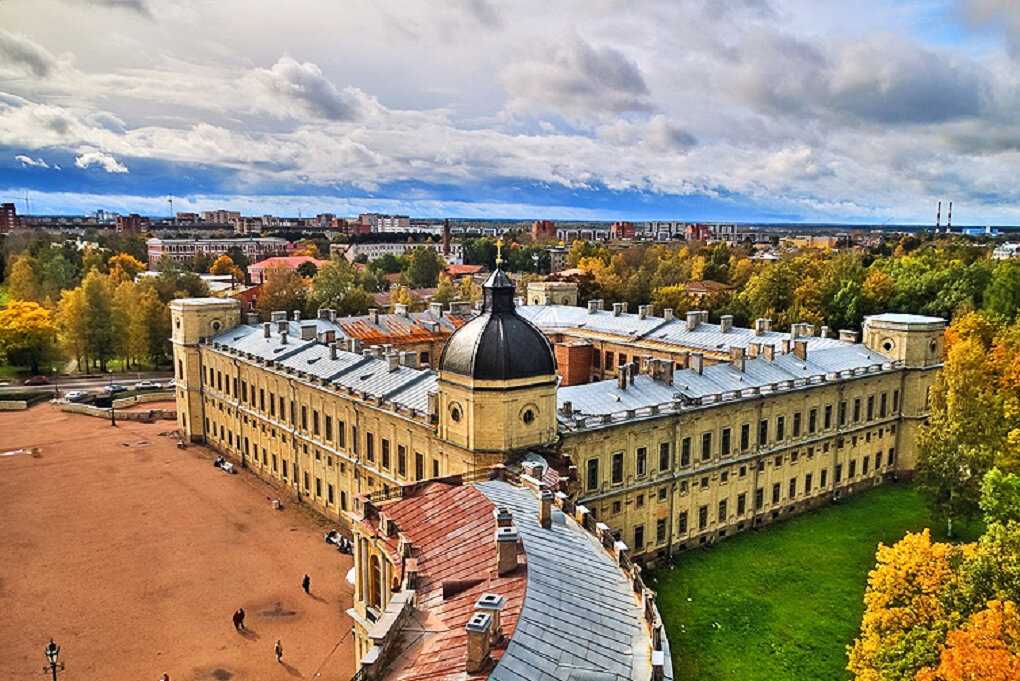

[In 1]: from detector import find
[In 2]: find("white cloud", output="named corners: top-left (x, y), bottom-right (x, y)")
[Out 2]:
top-left (15, 154), bottom-right (49, 168)
top-left (74, 149), bottom-right (128, 173)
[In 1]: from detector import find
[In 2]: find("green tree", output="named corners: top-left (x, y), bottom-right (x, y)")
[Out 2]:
top-left (55, 287), bottom-right (88, 371)
top-left (296, 261), bottom-right (320, 278)
top-left (81, 269), bottom-right (116, 371)
top-left (256, 267), bottom-right (309, 320)
top-left (430, 274), bottom-right (457, 306)
top-left (651, 284), bottom-right (696, 316)
top-left (404, 247), bottom-right (445, 288)
top-left (311, 260), bottom-right (373, 315)
top-left (0, 300), bottom-right (60, 373)
top-left (984, 260), bottom-right (1020, 322)
top-left (133, 283), bottom-right (170, 367)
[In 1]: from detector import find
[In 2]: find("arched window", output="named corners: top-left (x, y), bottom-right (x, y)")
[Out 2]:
top-left (369, 555), bottom-right (382, 610)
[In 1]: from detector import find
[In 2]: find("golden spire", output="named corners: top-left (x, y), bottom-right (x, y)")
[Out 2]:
top-left (495, 237), bottom-right (504, 267)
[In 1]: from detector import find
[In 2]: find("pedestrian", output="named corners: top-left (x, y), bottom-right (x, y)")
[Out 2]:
top-left (302, 573), bottom-right (310, 594)
top-left (274, 639), bottom-right (283, 663)
top-left (232, 607), bottom-right (246, 631)
top-left (159, 674), bottom-right (170, 681)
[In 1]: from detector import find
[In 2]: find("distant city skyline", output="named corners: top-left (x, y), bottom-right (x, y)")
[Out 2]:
top-left (3, 1), bottom-right (1020, 223)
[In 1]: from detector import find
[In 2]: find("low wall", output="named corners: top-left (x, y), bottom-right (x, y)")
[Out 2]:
top-left (61, 402), bottom-right (176, 422)
top-left (112, 391), bottom-right (175, 408)
top-left (0, 400), bottom-right (29, 411)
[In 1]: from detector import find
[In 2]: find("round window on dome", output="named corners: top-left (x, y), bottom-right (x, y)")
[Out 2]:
top-left (211, 320), bottom-right (222, 332)
top-left (450, 404), bottom-right (462, 422)
top-left (882, 338), bottom-right (894, 353)
top-left (522, 408), bottom-right (535, 424)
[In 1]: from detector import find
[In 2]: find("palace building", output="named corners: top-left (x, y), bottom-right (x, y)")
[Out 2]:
top-left (171, 268), bottom-right (943, 678)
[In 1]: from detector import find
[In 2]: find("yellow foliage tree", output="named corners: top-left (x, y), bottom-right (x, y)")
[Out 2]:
top-left (916, 600), bottom-right (1020, 681)
top-left (107, 253), bottom-right (146, 282)
top-left (55, 287), bottom-right (87, 371)
top-left (6, 255), bottom-right (39, 302)
top-left (210, 254), bottom-right (245, 282)
top-left (0, 299), bottom-right (60, 373)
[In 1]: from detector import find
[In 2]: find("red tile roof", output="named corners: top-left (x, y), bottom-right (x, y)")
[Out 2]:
top-left (364, 482), bottom-right (527, 681)
top-left (445, 264), bottom-right (485, 277)
top-left (248, 255), bottom-right (329, 271)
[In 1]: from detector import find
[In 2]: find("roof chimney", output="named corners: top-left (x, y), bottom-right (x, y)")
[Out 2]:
top-left (791, 323), bottom-right (802, 339)
top-left (793, 339), bottom-right (808, 360)
top-left (429, 302), bottom-right (443, 318)
top-left (780, 339), bottom-right (791, 354)
top-left (400, 351), bottom-right (418, 368)
top-left (320, 329), bottom-right (336, 344)
top-left (720, 315), bottom-right (733, 333)
top-left (839, 329), bottom-right (859, 343)
top-left (292, 310), bottom-right (301, 322)
top-left (276, 319), bottom-right (288, 334)
top-left (617, 364), bottom-right (629, 390)
top-left (820, 325), bottom-right (829, 338)
top-left (263, 322), bottom-right (271, 338)
top-left (496, 526), bottom-right (519, 576)
top-left (387, 352), bottom-right (401, 372)
top-left (465, 613), bottom-right (493, 674)
top-left (301, 323), bottom-right (316, 341)
top-left (394, 303), bottom-right (408, 317)
top-left (317, 308), bottom-right (330, 320)
top-left (747, 342), bottom-right (760, 358)
top-left (493, 506), bottom-right (513, 527)
top-left (271, 310), bottom-right (287, 322)
top-left (663, 308), bottom-right (674, 321)
top-left (690, 352), bottom-right (704, 375)
top-left (762, 344), bottom-right (775, 361)
top-left (246, 312), bottom-right (260, 326)
top-left (587, 299), bottom-right (599, 314)
top-left (368, 308), bottom-right (379, 324)
top-left (475, 593), bottom-right (506, 645)
top-left (612, 302), bottom-right (625, 317)
top-left (686, 311), bottom-right (699, 331)
top-left (539, 490), bottom-right (554, 529)
top-left (560, 400), bottom-right (573, 417)
top-left (330, 343), bottom-right (338, 360)
top-left (280, 331), bottom-right (288, 345)
top-left (754, 318), bottom-right (767, 336)
top-left (730, 346), bottom-right (745, 372)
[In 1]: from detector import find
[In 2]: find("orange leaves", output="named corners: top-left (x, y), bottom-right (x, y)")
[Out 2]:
top-left (917, 601), bottom-right (1020, 681)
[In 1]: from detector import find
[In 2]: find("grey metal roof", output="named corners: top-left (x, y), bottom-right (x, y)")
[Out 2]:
top-left (558, 343), bottom-right (898, 420)
top-left (865, 313), bottom-right (945, 325)
top-left (212, 324), bottom-right (314, 362)
top-left (475, 480), bottom-right (655, 681)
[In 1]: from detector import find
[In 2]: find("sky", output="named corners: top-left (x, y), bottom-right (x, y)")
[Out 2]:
top-left (1, 0), bottom-right (1020, 223)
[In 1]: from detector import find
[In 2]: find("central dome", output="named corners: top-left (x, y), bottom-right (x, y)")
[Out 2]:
top-left (439, 268), bottom-right (556, 381)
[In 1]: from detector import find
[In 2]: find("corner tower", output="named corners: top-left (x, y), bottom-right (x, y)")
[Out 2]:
top-left (437, 268), bottom-right (559, 452)
top-left (170, 298), bottom-right (242, 442)
top-left (863, 313), bottom-right (946, 473)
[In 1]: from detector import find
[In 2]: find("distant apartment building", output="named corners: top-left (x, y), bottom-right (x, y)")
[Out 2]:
top-left (0, 202), bottom-right (18, 232)
top-left (146, 237), bottom-right (290, 269)
top-left (993, 243), bottom-right (1020, 260)
top-left (357, 213), bottom-right (411, 233)
top-left (611, 221), bottom-right (637, 240)
top-left (644, 221), bottom-right (686, 240)
top-left (175, 212), bottom-right (200, 224)
top-left (531, 219), bottom-right (557, 241)
top-left (331, 240), bottom-right (464, 264)
top-left (201, 209), bottom-right (242, 224)
top-left (548, 246), bottom-right (569, 273)
top-left (115, 213), bottom-right (147, 233)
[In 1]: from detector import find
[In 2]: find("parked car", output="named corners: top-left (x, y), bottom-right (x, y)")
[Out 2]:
top-left (64, 390), bottom-right (88, 403)
top-left (135, 380), bottom-right (160, 390)
top-left (24, 375), bottom-right (51, 386)
top-left (102, 384), bottom-right (128, 394)
top-left (162, 379), bottom-right (176, 389)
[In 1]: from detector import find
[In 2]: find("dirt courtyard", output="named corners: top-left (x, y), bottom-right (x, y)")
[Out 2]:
top-left (0, 404), bottom-right (355, 681)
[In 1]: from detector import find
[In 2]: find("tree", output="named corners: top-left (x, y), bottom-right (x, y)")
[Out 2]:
top-left (430, 274), bottom-right (457, 306)
top-left (6, 255), bottom-right (39, 302)
top-left (0, 300), bottom-right (60, 373)
top-left (457, 275), bottom-right (482, 304)
top-left (980, 469), bottom-right (1020, 527)
top-left (188, 252), bottom-right (213, 273)
top-left (296, 261), bottom-right (320, 278)
top-left (210, 254), bottom-right (245, 283)
top-left (81, 270), bottom-right (115, 371)
top-left (55, 287), bottom-right (88, 371)
top-left (916, 601), bottom-right (1020, 681)
top-left (389, 285), bottom-right (417, 312)
top-left (651, 284), bottom-right (696, 315)
top-left (847, 530), bottom-right (964, 681)
top-left (404, 247), bottom-right (445, 288)
top-left (311, 260), bottom-right (373, 316)
top-left (984, 260), bottom-right (1020, 322)
top-left (257, 267), bottom-right (309, 320)
top-left (132, 283), bottom-right (170, 367)
top-left (107, 253), bottom-right (146, 281)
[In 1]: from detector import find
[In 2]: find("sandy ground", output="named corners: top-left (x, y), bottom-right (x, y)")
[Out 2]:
top-left (0, 404), bottom-right (355, 681)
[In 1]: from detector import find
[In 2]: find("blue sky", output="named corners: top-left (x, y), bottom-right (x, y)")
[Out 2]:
top-left (2, 0), bottom-right (1020, 223)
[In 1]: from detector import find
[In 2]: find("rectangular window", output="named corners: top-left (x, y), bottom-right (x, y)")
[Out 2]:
top-left (398, 445), bottom-right (407, 477)
top-left (611, 452), bottom-right (624, 484)
top-left (755, 487), bottom-right (764, 510)
top-left (880, 393), bottom-right (888, 418)
top-left (366, 433), bottom-right (374, 461)
top-left (849, 459), bottom-right (857, 478)
top-left (303, 472), bottom-right (310, 491)
top-left (313, 410), bottom-right (320, 436)
top-left (741, 423), bottom-right (750, 450)
top-left (659, 442), bottom-right (671, 471)
top-left (341, 491), bottom-right (348, 511)
top-left (793, 412), bottom-right (801, 437)
top-left (327, 484), bottom-right (334, 505)
top-left (698, 505), bottom-right (708, 530)
top-left (721, 428), bottom-right (731, 456)
top-left (259, 389), bottom-right (265, 412)
top-left (809, 408), bottom-right (817, 433)
top-left (619, 353), bottom-right (628, 367)
top-left (605, 351), bottom-right (615, 371)
top-left (863, 456), bottom-right (870, 475)
top-left (290, 400), bottom-right (296, 425)
top-left (701, 432), bottom-right (712, 461)
top-left (272, 454), bottom-right (278, 472)
top-left (415, 452), bottom-right (425, 481)
top-left (382, 439), bottom-right (391, 469)
top-left (656, 518), bottom-right (666, 544)
top-left (278, 396), bottom-right (284, 419)
top-left (301, 405), bottom-right (308, 430)
top-left (718, 499), bottom-right (728, 523)
top-left (586, 459), bottom-right (599, 491)
top-left (338, 420), bottom-right (346, 448)
top-left (737, 493), bottom-right (746, 515)
top-left (821, 469), bottom-right (828, 487)
top-left (867, 395), bottom-right (875, 421)
top-left (893, 390), bottom-right (900, 412)
top-left (269, 392), bottom-right (276, 417)
top-left (636, 447), bottom-right (647, 477)
top-left (888, 448), bottom-right (896, 466)
top-left (315, 477), bottom-right (322, 498)
top-left (325, 415), bottom-right (333, 442)
top-left (759, 419), bottom-right (769, 445)
top-left (825, 404), bottom-right (833, 429)
top-left (593, 352), bottom-right (601, 368)
top-left (789, 477), bottom-right (797, 498)
top-left (776, 416), bottom-right (785, 441)
top-left (805, 473), bottom-right (813, 493)
top-left (772, 483), bottom-right (781, 504)
top-left (636, 494), bottom-right (645, 508)
top-left (835, 463), bottom-right (843, 482)
top-left (681, 437), bottom-right (691, 466)
top-left (634, 525), bottom-right (644, 551)
top-left (678, 511), bottom-right (688, 533)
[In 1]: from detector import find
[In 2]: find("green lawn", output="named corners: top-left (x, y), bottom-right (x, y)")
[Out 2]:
top-left (650, 484), bottom-right (981, 681)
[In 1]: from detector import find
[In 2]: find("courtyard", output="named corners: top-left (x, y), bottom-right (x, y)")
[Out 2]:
top-left (0, 404), bottom-right (355, 681)
top-left (650, 483), bottom-right (981, 681)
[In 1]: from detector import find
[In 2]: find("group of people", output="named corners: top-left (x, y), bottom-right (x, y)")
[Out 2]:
top-left (223, 574), bottom-right (313, 666)
top-left (324, 529), bottom-right (353, 553)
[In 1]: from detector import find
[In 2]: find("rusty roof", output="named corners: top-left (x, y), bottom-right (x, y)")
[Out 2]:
top-left (338, 311), bottom-right (470, 345)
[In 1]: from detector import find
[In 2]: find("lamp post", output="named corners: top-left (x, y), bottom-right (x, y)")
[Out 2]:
top-left (43, 639), bottom-right (63, 681)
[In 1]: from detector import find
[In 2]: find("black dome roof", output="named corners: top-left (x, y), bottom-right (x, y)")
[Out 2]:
top-left (439, 269), bottom-right (556, 381)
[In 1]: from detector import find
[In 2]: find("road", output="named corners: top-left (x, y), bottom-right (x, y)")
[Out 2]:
top-left (0, 371), bottom-right (173, 395)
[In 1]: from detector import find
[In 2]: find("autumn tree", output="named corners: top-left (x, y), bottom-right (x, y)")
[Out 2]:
top-left (107, 252), bottom-right (146, 281)
top-left (210, 254), bottom-right (245, 283)
top-left (257, 267), bottom-right (309, 320)
top-left (456, 275), bottom-right (482, 303)
top-left (430, 274), bottom-right (457, 306)
top-left (55, 287), bottom-right (88, 370)
top-left (6, 255), bottom-right (40, 302)
top-left (916, 601), bottom-right (1020, 681)
top-left (0, 300), bottom-right (60, 373)
top-left (389, 285), bottom-right (417, 312)
top-left (311, 260), bottom-right (372, 316)
top-left (81, 269), bottom-right (116, 371)
top-left (651, 284), bottom-right (696, 315)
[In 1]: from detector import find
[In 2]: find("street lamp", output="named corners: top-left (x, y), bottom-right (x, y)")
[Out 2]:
top-left (43, 639), bottom-right (63, 681)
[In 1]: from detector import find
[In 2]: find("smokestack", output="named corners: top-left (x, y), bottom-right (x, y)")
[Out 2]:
top-left (442, 218), bottom-right (451, 256)
top-left (947, 201), bottom-right (952, 232)
top-left (330, 343), bottom-right (338, 360)
top-left (493, 507), bottom-right (513, 528)
top-left (617, 364), bottom-right (628, 390)
top-left (475, 593), bottom-right (506, 645)
top-left (936, 200), bottom-right (941, 231)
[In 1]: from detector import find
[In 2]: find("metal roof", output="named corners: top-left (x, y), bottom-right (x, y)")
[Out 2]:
top-left (476, 480), bottom-right (656, 681)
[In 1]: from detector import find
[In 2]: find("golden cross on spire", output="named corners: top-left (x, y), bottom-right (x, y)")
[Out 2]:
top-left (495, 237), bottom-right (504, 267)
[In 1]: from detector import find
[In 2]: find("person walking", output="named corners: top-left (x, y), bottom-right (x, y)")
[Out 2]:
top-left (274, 639), bottom-right (284, 663)
top-left (302, 574), bottom-right (310, 594)
top-left (232, 607), bottom-right (246, 631)
top-left (159, 674), bottom-right (170, 681)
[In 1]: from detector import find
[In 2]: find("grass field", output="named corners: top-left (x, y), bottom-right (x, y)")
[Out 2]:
top-left (651, 483), bottom-right (981, 681)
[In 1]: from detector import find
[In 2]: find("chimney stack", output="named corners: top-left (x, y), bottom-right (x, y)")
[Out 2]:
top-left (720, 315), bottom-right (733, 333)
top-left (948, 201), bottom-right (952, 231)
top-left (493, 506), bottom-right (513, 528)
top-left (429, 302), bottom-right (444, 318)
top-left (936, 199), bottom-right (942, 231)
top-left (754, 318), bottom-right (766, 336)
top-left (368, 308), bottom-right (380, 324)
top-left (839, 329), bottom-right (859, 343)
top-left (793, 339), bottom-right (808, 360)
top-left (330, 343), bottom-right (338, 360)
top-left (730, 346), bottom-right (746, 372)
top-left (464, 613), bottom-right (493, 674)
top-left (587, 299), bottom-right (599, 314)
top-left (690, 352), bottom-right (704, 375)
top-left (394, 303), bottom-right (408, 317)
top-left (292, 310), bottom-right (301, 322)
top-left (539, 490), bottom-right (554, 529)
top-left (263, 322), bottom-right (271, 338)
top-left (301, 323), bottom-right (316, 341)
top-left (496, 526), bottom-right (519, 576)
top-left (276, 319), bottom-right (288, 334)
top-left (400, 351), bottom-right (418, 368)
top-left (280, 331), bottom-right (288, 345)
top-left (820, 325), bottom-right (829, 338)
top-left (686, 311), bottom-right (699, 332)
top-left (762, 344), bottom-right (774, 361)
top-left (246, 312), bottom-right (260, 326)
top-left (617, 364), bottom-right (629, 390)
top-left (475, 593), bottom-right (506, 645)
top-left (387, 352), bottom-right (400, 372)
top-left (612, 302), bottom-right (625, 317)
top-left (663, 308), bottom-right (674, 321)
top-left (317, 308), bottom-right (330, 320)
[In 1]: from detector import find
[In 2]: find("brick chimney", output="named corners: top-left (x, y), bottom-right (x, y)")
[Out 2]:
top-left (263, 322), bottom-right (271, 338)
top-left (539, 489), bottom-right (554, 529)
top-left (465, 612), bottom-right (493, 674)
top-left (730, 346), bottom-right (745, 372)
top-left (493, 506), bottom-right (513, 528)
top-left (793, 339), bottom-right (808, 360)
top-left (663, 308), bottom-right (674, 321)
top-left (612, 302), bottom-right (625, 317)
top-left (720, 315), bottom-right (733, 333)
top-left (280, 331), bottom-right (288, 345)
top-left (496, 526), bottom-right (519, 576)
top-left (442, 218), bottom-right (451, 256)
top-left (587, 299), bottom-right (599, 314)
top-left (686, 311), bottom-right (699, 331)
top-left (368, 308), bottom-right (380, 324)
top-left (475, 593), bottom-right (506, 645)
top-left (617, 363), bottom-right (629, 390)
top-left (330, 343), bottom-right (338, 360)
top-left (762, 344), bottom-right (774, 361)
top-left (429, 302), bottom-right (444, 318)
top-left (292, 310), bottom-right (301, 321)
top-left (301, 323), bottom-right (316, 341)
top-left (839, 329), bottom-right (859, 343)
top-left (690, 352), bottom-right (704, 374)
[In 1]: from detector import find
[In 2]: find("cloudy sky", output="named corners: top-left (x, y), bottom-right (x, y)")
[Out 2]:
top-left (1, 0), bottom-right (1019, 223)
